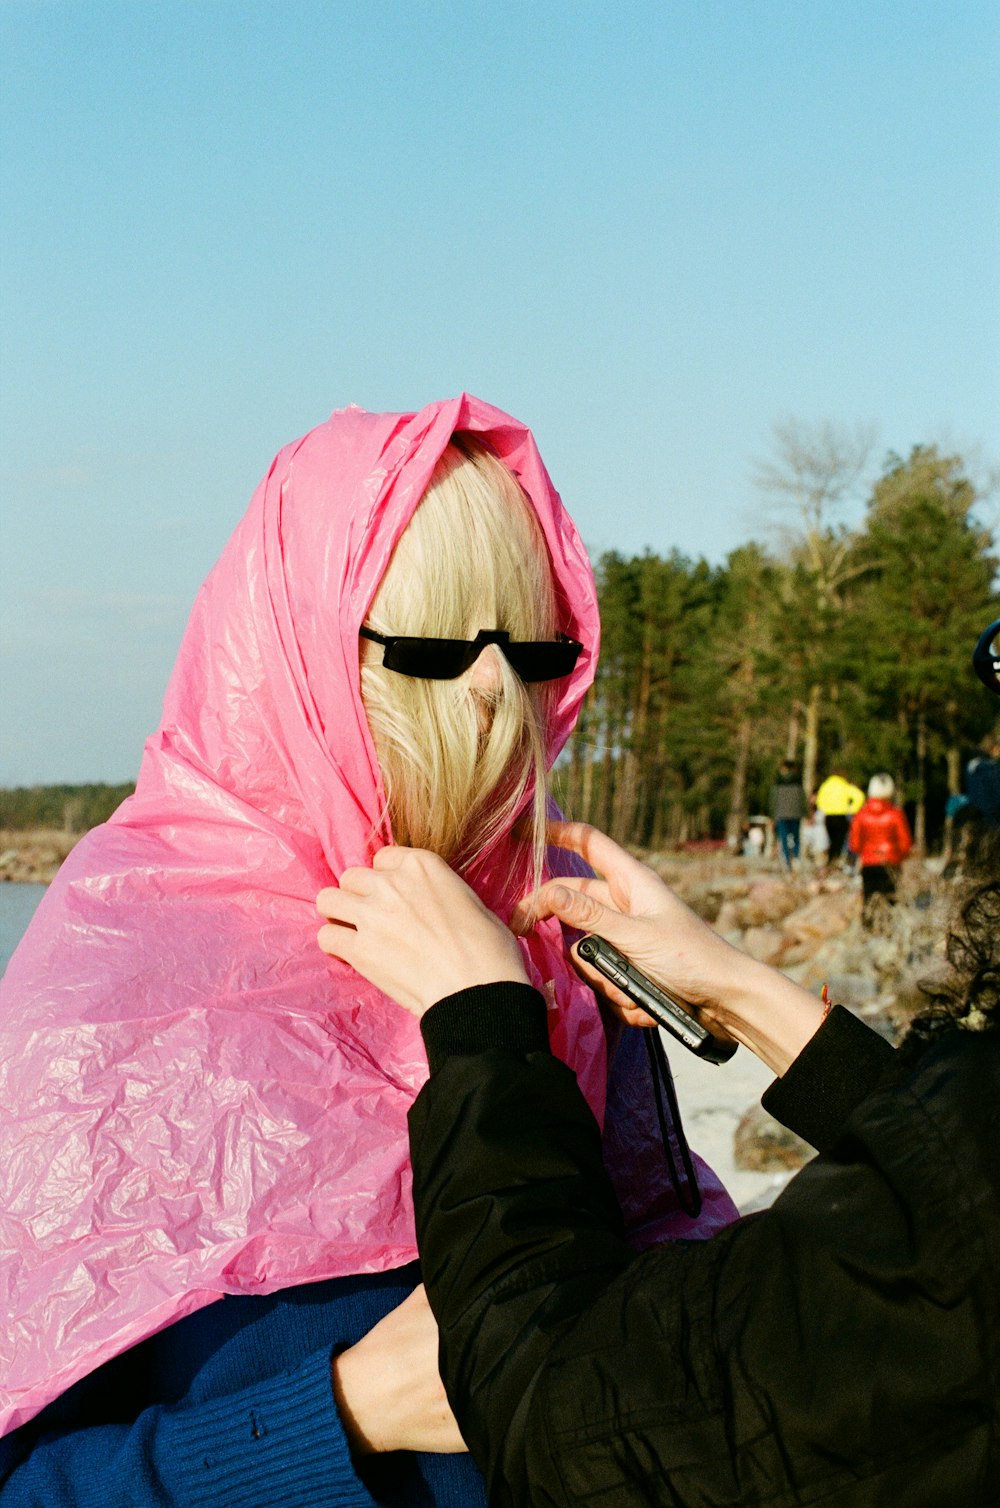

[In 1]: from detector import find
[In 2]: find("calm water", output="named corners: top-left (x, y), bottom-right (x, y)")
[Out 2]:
top-left (0, 884), bottom-right (47, 974)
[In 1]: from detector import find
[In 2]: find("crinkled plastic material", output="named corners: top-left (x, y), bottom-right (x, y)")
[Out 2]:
top-left (0, 395), bottom-right (739, 1439)
top-left (0, 395), bottom-right (610, 1435)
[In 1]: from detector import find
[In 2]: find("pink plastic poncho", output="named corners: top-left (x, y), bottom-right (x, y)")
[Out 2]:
top-left (0, 396), bottom-right (610, 1435)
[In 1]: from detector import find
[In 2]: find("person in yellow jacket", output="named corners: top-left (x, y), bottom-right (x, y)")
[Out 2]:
top-left (815, 769), bottom-right (865, 860)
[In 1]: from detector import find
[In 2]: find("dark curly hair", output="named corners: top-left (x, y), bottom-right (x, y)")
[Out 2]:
top-left (901, 825), bottom-right (1000, 1060)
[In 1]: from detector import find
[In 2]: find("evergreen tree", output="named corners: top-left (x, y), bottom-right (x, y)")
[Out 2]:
top-left (557, 439), bottom-right (996, 853)
top-left (847, 447), bottom-right (999, 847)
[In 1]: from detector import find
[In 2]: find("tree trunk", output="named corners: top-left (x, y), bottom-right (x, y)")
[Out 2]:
top-left (567, 711), bottom-right (582, 820)
top-left (598, 685), bottom-right (619, 835)
top-left (939, 739), bottom-right (962, 861)
top-left (625, 629), bottom-right (654, 845)
top-left (803, 682), bottom-right (822, 797)
top-left (611, 749), bottom-right (638, 844)
top-left (946, 742), bottom-right (961, 796)
top-left (580, 744), bottom-right (594, 825)
top-left (914, 708), bottom-right (927, 853)
top-left (785, 699), bottom-right (801, 762)
top-left (727, 714), bottom-right (752, 844)
top-left (599, 738), bottom-right (614, 834)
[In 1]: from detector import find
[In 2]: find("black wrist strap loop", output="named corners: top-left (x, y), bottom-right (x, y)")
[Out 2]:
top-left (643, 1029), bottom-right (702, 1218)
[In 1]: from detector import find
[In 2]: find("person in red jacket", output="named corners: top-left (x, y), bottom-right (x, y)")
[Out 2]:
top-left (849, 773), bottom-right (913, 922)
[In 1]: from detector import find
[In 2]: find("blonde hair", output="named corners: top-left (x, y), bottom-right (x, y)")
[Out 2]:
top-left (868, 773), bottom-right (895, 800)
top-left (361, 437), bottom-right (558, 892)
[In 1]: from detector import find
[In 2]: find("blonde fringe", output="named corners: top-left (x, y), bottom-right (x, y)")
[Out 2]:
top-left (360, 437), bottom-right (557, 896)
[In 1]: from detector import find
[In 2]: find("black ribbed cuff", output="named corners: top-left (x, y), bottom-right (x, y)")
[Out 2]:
top-left (419, 983), bottom-right (550, 1073)
top-left (761, 1004), bottom-right (896, 1152)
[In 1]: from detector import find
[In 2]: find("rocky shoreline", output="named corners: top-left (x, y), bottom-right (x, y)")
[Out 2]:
top-left (0, 830), bottom-right (81, 884)
top-left (638, 848), bottom-right (953, 1207)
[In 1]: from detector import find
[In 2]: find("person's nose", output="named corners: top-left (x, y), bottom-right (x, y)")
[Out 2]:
top-left (468, 644), bottom-right (504, 693)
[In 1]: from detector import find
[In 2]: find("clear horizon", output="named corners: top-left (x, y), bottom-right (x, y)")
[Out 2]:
top-left (2, 1), bottom-right (998, 783)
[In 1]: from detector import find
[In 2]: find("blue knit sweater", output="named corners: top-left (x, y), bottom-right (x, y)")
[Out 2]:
top-left (0, 1262), bottom-right (486, 1507)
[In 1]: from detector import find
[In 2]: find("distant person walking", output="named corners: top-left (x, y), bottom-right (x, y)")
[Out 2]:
top-left (769, 759), bottom-right (806, 870)
top-left (801, 803), bottom-right (831, 866)
top-left (956, 736), bottom-right (1000, 873)
top-left (815, 768), bottom-right (865, 861)
top-left (849, 774), bottom-right (912, 923)
top-left (966, 736), bottom-right (1000, 831)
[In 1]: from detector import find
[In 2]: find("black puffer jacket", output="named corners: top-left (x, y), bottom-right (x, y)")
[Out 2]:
top-left (410, 994), bottom-right (1000, 1506)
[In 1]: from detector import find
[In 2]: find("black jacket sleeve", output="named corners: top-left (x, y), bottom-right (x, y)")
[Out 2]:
top-left (410, 989), bottom-right (998, 1507)
top-left (761, 1002), bottom-right (895, 1149)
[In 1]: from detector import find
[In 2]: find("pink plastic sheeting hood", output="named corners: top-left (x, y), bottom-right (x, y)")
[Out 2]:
top-left (0, 396), bottom-right (606, 1434)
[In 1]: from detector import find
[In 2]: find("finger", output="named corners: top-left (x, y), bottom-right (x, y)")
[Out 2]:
top-left (338, 865), bottom-right (380, 896)
top-left (546, 876), bottom-right (616, 909)
top-left (512, 876), bottom-right (616, 933)
top-left (371, 844), bottom-right (413, 871)
top-left (316, 887), bottom-right (363, 925)
top-left (608, 1000), bottom-right (660, 1030)
top-left (317, 921), bottom-right (360, 962)
top-left (316, 885), bottom-right (339, 915)
top-left (527, 880), bottom-right (618, 934)
top-left (543, 821), bottom-right (638, 880)
top-left (545, 822), bottom-right (671, 916)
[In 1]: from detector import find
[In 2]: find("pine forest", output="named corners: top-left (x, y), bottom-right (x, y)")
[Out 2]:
top-left (555, 431), bottom-right (999, 853)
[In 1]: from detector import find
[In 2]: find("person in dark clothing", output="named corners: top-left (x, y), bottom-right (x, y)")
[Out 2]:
top-left (962, 738), bottom-right (1000, 877)
top-left (966, 737), bottom-right (1000, 828)
top-left (768, 758), bottom-right (806, 869)
top-left (318, 823), bottom-right (1000, 1507)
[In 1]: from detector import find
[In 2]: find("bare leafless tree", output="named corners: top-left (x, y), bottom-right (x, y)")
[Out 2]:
top-left (752, 418), bottom-right (878, 794)
top-left (752, 417), bottom-right (877, 581)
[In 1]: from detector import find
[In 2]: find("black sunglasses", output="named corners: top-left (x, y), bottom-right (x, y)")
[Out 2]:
top-left (359, 626), bottom-right (583, 682)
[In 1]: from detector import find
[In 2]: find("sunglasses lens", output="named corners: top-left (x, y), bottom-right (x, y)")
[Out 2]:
top-left (382, 638), bottom-right (474, 679)
top-left (503, 639), bottom-right (583, 682)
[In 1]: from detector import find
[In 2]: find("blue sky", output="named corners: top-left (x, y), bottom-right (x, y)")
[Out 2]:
top-left (1, 0), bottom-right (998, 782)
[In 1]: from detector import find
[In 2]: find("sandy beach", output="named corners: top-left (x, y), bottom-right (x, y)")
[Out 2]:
top-left (668, 1033), bottom-right (794, 1212)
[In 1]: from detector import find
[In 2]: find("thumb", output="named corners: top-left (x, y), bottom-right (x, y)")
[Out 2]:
top-left (536, 882), bottom-right (615, 935)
